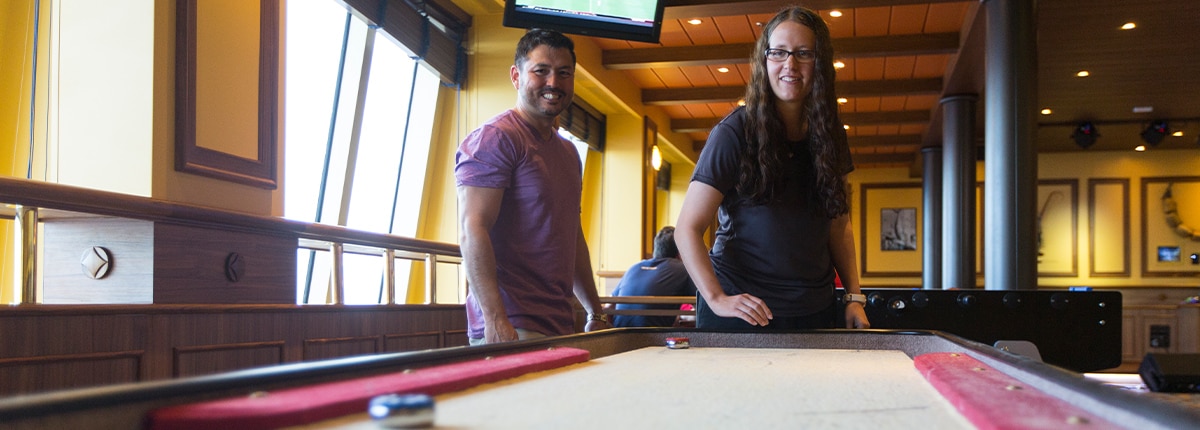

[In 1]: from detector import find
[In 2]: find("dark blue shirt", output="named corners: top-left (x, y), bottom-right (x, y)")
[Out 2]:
top-left (611, 258), bottom-right (696, 327)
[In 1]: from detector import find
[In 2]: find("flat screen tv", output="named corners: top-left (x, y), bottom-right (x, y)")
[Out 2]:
top-left (503, 0), bottom-right (666, 43)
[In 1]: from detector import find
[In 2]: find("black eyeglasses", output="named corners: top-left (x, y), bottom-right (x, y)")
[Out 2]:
top-left (764, 48), bottom-right (816, 63)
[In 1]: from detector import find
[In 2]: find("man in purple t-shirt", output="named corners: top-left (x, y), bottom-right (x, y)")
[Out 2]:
top-left (454, 29), bottom-right (609, 344)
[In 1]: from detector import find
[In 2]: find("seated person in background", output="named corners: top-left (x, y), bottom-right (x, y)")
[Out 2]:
top-left (610, 227), bottom-right (697, 327)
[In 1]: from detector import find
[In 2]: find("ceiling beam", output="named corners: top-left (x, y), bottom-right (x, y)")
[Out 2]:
top-left (692, 134), bottom-right (925, 153)
top-left (662, 0), bottom-right (972, 20)
top-left (673, 110), bottom-right (931, 133)
top-left (644, 87), bottom-right (744, 105)
top-left (843, 110), bottom-right (932, 125)
top-left (849, 134), bottom-right (924, 148)
top-left (603, 33), bottom-right (959, 69)
top-left (643, 78), bottom-right (942, 105)
top-left (844, 152), bottom-right (917, 165)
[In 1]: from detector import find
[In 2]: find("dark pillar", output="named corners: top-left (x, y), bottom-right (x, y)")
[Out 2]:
top-left (984, 0), bottom-right (1039, 290)
top-left (941, 95), bottom-right (977, 290)
top-left (921, 146), bottom-right (943, 290)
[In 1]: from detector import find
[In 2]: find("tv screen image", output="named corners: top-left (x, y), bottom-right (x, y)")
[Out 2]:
top-left (504, 0), bottom-right (665, 43)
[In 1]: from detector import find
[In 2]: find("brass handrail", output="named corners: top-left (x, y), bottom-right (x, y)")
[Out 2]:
top-left (0, 176), bottom-right (461, 305)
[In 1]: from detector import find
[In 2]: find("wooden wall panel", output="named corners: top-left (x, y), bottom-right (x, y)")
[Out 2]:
top-left (302, 336), bottom-right (380, 361)
top-left (42, 217), bottom-right (154, 304)
top-left (0, 305), bottom-right (469, 395)
top-left (0, 351), bottom-right (142, 396)
top-left (444, 329), bottom-right (470, 347)
top-left (173, 341), bottom-right (285, 378)
top-left (384, 331), bottom-right (442, 353)
top-left (153, 223), bottom-right (297, 304)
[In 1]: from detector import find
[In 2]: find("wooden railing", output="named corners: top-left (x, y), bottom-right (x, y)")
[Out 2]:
top-left (0, 176), bottom-right (462, 305)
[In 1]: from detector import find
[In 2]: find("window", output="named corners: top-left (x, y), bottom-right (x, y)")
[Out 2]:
top-left (285, 0), bottom-right (438, 304)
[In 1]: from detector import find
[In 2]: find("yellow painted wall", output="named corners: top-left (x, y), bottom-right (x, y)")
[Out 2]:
top-left (596, 113), bottom-right (644, 271)
top-left (1, 1), bottom-right (35, 178)
top-left (1037, 149), bottom-right (1200, 287)
top-left (47, 0), bottom-right (154, 196)
top-left (0, 0), bottom-right (40, 303)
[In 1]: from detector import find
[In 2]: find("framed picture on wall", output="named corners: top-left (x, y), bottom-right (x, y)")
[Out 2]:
top-left (1141, 177), bottom-right (1200, 276)
top-left (860, 183), bottom-right (922, 277)
top-left (1087, 178), bottom-right (1131, 277)
top-left (1037, 179), bottom-right (1078, 277)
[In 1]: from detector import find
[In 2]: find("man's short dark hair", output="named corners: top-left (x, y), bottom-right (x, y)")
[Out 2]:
top-left (514, 28), bottom-right (576, 67)
top-left (652, 226), bottom-right (678, 259)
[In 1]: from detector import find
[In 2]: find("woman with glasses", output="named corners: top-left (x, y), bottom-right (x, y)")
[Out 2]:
top-left (675, 6), bottom-right (870, 330)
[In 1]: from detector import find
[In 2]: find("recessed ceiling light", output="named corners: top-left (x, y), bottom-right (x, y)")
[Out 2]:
top-left (688, 19), bottom-right (702, 25)
top-left (737, 99), bottom-right (746, 106)
top-left (716, 67), bottom-right (729, 73)
top-left (1076, 70), bottom-right (1090, 77)
top-left (833, 60), bottom-right (845, 69)
top-left (1173, 130), bottom-right (1184, 137)
top-left (837, 97), bottom-right (848, 104)
top-left (1040, 108), bottom-right (1052, 115)
top-left (843, 124), bottom-right (850, 130)
top-left (829, 10), bottom-right (843, 18)
top-left (1121, 22), bottom-right (1136, 30)
top-left (1135, 145), bottom-right (1147, 152)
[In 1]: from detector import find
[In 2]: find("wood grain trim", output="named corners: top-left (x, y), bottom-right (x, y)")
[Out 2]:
top-left (0, 351), bottom-right (144, 368)
top-left (0, 304), bottom-right (466, 316)
top-left (603, 33), bottom-right (958, 69)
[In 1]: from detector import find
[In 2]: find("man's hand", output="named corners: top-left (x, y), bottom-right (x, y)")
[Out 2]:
top-left (483, 319), bottom-right (519, 344)
top-left (584, 319), bottom-right (611, 332)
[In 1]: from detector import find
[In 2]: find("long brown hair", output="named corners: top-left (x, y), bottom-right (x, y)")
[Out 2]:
top-left (739, 6), bottom-right (849, 217)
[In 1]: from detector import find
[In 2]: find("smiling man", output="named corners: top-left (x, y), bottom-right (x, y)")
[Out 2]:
top-left (455, 29), bottom-right (609, 345)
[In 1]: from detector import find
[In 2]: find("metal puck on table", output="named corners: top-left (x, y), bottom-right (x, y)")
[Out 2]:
top-left (368, 393), bottom-right (435, 428)
top-left (665, 337), bottom-right (690, 349)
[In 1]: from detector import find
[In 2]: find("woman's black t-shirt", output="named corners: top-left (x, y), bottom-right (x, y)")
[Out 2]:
top-left (690, 107), bottom-right (854, 317)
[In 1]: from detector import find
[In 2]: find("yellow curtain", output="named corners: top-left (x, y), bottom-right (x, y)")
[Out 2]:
top-left (0, 0), bottom-right (44, 302)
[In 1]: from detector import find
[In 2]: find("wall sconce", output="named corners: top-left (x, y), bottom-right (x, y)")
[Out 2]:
top-left (651, 145), bottom-right (662, 171)
top-left (1141, 120), bottom-right (1168, 146)
top-left (1071, 122), bottom-right (1097, 149)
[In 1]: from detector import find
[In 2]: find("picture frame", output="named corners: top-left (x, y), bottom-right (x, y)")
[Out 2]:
top-left (1036, 179), bottom-right (1078, 277)
top-left (1140, 176), bottom-right (1200, 277)
top-left (1087, 178), bottom-right (1130, 277)
top-left (860, 183), bottom-right (922, 277)
top-left (175, 0), bottom-right (279, 189)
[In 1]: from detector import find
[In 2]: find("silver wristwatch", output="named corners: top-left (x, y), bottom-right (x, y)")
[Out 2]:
top-left (843, 293), bottom-right (867, 305)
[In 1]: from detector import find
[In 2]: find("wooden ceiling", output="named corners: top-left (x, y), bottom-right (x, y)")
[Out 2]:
top-left (581, 0), bottom-right (1200, 169)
